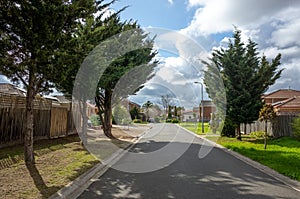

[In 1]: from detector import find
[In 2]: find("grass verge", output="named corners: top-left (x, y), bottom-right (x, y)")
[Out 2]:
top-left (0, 135), bottom-right (99, 199)
top-left (179, 122), bottom-right (211, 135)
top-left (206, 136), bottom-right (300, 181)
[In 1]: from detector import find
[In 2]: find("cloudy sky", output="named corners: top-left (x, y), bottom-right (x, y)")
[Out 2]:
top-left (109, 0), bottom-right (300, 109)
top-left (1, 0), bottom-right (299, 110)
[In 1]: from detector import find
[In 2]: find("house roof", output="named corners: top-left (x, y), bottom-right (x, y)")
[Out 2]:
top-left (263, 89), bottom-right (300, 99)
top-left (274, 96), bottom-right (300, 109)
top-left (182, 110), bottom-right (194, 114)
top-left (201, 100), bottom-right (215, 106)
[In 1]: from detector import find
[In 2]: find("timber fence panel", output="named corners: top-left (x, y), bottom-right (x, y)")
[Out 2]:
top-left (0, 93), bottom-right (76, 146)
top-left (241, 115), bottom-right (296, 138)
top-left (50, 107), bottom-right (68, 138)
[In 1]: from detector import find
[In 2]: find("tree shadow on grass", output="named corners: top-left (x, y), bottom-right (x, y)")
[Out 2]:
top-left (26, 162), bottom-right (61, 198)
top-left (0, 135), bottom-right (81, 169)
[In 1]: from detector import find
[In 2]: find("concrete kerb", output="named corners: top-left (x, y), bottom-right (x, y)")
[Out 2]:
top-left (48, 128), bottom-right (151, 199)
top-left (176, 124), bottom-right (300, 193)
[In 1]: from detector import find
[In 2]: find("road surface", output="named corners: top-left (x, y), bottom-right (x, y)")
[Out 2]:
top-left (77, 123), bottom-right (300, 199)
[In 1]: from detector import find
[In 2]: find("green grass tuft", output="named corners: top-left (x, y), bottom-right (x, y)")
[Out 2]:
top-left (206, 136), bottom-right (300, 181)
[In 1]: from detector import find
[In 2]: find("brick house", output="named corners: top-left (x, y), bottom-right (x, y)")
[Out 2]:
top-left (193, 100), bottom-right (216, 122)
top-left (263, 89), bottom-right (300, 115)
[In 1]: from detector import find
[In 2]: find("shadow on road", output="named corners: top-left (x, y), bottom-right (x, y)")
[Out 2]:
top-left (78, 140), bottom-right (298, 199)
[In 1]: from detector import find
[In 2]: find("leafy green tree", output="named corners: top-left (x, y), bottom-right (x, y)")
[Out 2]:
top-left (203, 29), bottom-right (282, 140)
top-left (259, 104), bottom-right (276, 149)
top-left (142, 100), bottom-right (153, 121)
top-left (161, 95), bottom-right (173, 117)
top-left (130, 106), bottom-right (140, 120)
top-left (55, 8), bottom-right (124, 143)
top-left (0, 0), bottom-right (97, 164)
top-left (174, 106), bottom-right (178, 117)
top-left (113, 104), bottom-right (129, 125)
top-left (90, 114), bottom-right (101, 126)
top-left (94, 23), bottom-right (157, 138)
top-left (168, 105), bottom-right (173, 119)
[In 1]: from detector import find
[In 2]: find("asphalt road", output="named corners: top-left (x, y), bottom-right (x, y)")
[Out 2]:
top-left (77, 123), bottom-right (300, 199)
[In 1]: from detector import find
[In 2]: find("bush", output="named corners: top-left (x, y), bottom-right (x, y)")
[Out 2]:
top-left (292, 116), bottom-right (300, 140)
top-left (172, 119), bottom-right (179, 123)
top-left (133, 119), bottom-right (142, 123)
top-left (154, 116), bottom-right (161, 123)
top-left (250, 131), bottom-right (265, 138)
top-left (89, 114), bottom-right (101, 126)
top-left (166, 119), bottom-right (172, 123)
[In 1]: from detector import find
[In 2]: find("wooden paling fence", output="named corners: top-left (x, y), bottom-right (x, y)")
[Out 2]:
top-left (241, 115), bottom-right (297, 138)
top-left (0, 93), bottom-right (78, 147)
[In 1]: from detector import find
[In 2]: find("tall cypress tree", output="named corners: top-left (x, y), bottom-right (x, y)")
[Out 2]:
top-left (94, 22), bottom-right (157, 138)
top-left (0, 0), bottom-right (106, 164)
top-left (203, 29), bottom-right (282, 139)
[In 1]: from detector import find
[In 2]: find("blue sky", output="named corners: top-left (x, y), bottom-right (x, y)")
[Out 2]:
top-left (108, 0), bottom-right (300, 109)
top-left (111, 0), bottom-right (196, 30)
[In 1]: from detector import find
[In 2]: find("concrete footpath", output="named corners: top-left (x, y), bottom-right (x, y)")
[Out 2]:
top-left (48, 125), bottom-right (151, 199)
top-left (49, 124), bottom-right (300, 199)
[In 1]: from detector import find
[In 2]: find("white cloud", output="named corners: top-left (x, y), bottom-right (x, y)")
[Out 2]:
top-left (168, 0), bottom-right (174, 5)
top-left (183, 0), bottom-right (300, 36)
top-left (182, 0), bottom-right (300, 92)
top-left (270, 18), bottom-right (300, 48)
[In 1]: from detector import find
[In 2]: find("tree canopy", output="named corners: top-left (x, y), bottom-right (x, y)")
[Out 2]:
top-left (0, 0), bottom-right (106, 164)
top-left (203, 29), bottom-right (283, 139)
top-left (94, 22), bottom-right (157, 138)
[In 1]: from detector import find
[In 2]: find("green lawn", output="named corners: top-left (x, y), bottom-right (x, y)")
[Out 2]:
top-left (206, 136), bottom-right (300, 181)
top-left (180, 123), bottom-right (300, 181)
top-left (179, 122), bottom-right (211, 135)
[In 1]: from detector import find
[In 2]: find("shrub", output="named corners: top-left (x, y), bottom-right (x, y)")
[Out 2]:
top-left (221, 118), bottom-right (236, 137)
top-left (154, 116), bottom-right (160, 123)
top-left (250, 131), bottom-right (265, 138)
top-left (172, 119), bottom-right (179, 123)
top-left (292, 116), bottom-right (300, 140)
top-left (133, 119), bottom-right (142, 123)
top-left (89, 114), bottom-right (101, 126)
top-left (166, 119), bottom-right (172, 123)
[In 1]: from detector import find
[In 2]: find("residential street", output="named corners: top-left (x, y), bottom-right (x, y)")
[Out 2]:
top-left (77, 123), bottom-right (300, 199)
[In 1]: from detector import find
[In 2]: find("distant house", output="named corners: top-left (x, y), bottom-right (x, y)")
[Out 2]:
top-left (193, 100), bottom-right (216, 122)
top-left (263, 89), bottom-right (300, 115)
top-left (120, 98), bottom-right (141, 110)
top-left (182, 110), bottom-right (196, 122)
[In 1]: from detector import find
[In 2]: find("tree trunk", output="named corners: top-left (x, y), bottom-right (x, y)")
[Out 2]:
top-left (102, 89), bottom-right (114, 139)
top-left (24, 79), bottom-right (35, 164)
top-left (79, 100), bottom-right (88, 146)
top-left (237, 124), bottom-right (242, 140)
